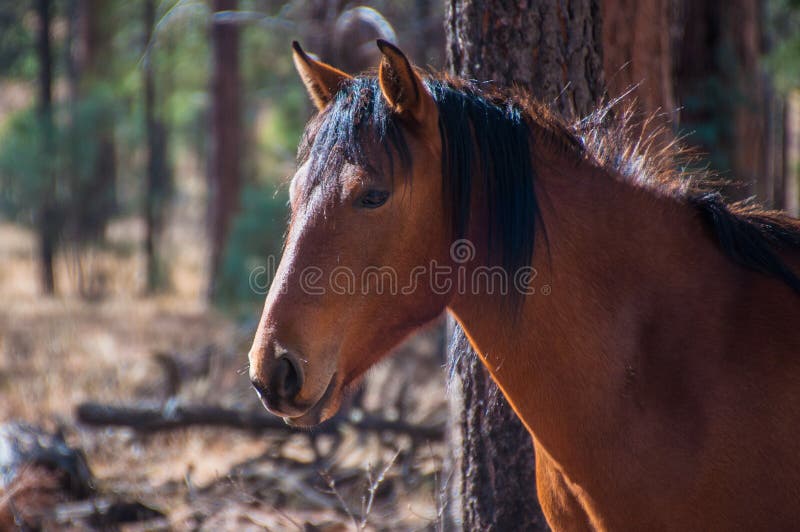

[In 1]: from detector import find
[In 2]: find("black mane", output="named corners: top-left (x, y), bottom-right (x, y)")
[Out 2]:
top-left (298, 74), bottom-right (800, 297)
top-left (429, 80), bottom-right (539, 285)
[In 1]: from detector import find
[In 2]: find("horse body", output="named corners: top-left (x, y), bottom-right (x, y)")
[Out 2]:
top-left (450, 143), bottom-right (800, 529)
top-left (249, 41), bottom-right (800, 530)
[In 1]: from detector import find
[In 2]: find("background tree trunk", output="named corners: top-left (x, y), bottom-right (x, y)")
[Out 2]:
top-left (444, 2), bottom-right (605, 529)
top-left (208, 0), bottom-right (242, 298)
top-left (63, 0), bottom-right (119, 297)
top-left (74, 0), bottom-right (118, 246)
top-left (35, 0), bottom-right (55, 295)
top-left (674, 0), bottom-right (770, 201)
top-left (602, 0), bottom-right (678, 121)
top-left (728, 0), bottom-right (769, 201)
top-left (143, 0), bottom-right (172, 293)
top-left (144, 0), bottom-right (157, 292)
top-left (787, 90), bottom-right (800, 217)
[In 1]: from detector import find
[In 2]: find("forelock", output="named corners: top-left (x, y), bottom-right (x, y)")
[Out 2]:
top-left (295, 77), bottom-right (411, 204)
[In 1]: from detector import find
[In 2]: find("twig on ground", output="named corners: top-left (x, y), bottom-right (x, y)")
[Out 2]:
top-left (360, 450), bottom-right (400, 530)
top-left (319, 470), bottom-right (359, 530)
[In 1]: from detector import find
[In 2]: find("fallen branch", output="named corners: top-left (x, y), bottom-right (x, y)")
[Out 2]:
top-left (53, 498), bottom-right (165, 527)
top-left (75, 402), bottom-right (444, 441)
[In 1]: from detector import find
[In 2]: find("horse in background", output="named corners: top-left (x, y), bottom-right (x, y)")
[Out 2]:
top-left (249, 40), bottom-right (800, 530)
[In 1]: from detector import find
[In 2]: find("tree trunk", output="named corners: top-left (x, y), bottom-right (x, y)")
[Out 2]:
top-left (729, 0), bottom-right (768, 201)
top-left (602, 0), bottom-right (677, 120)
top-left (445, 2), bottom-right (604, 530)
top-left (143, 0), bottom-right (172, 292)
top-left (787, 90), bottom-right (800, 217)
top-left (144, 0), bottom-right (157, 292)
top-left (75, 0), bottom-right (117, 245)
top-left (208, 0), bottom-right (242, 298)
top-left (36, 0), bottom-right (56, 295)
top-left (674, 0), bottom-right (769, 202)
top-left (447, 0), bottom-right (604, 118)
top-left (62, 0), bottom-right (118, 297)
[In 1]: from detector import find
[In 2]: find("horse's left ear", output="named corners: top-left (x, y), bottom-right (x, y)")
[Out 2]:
top-left (377, 39), bottom-right (434, 125)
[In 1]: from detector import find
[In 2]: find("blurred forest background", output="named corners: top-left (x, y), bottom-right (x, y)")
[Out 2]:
top-left (0, 0), bottom-right (799, 530)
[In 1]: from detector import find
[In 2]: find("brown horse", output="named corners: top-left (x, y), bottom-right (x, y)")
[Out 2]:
top-left (248, 40), bottom-right (800, 530)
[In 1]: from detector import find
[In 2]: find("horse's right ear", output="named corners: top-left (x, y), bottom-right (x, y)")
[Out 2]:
top-left (292, 41), bottom-right (352, 111)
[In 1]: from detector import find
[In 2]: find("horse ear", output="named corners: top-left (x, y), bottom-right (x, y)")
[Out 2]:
top-left (376, 39), bottom-right (434, 124)
top-left (292, 41), bottom-right (352, 111)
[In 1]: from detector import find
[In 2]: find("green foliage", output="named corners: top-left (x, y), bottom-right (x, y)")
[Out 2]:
top-left (0, 2), bottom-right (36, 80)
top-left (0, 0), bottom-right (442, 303)
top-left (214, 184), bottom-right (288, 311)
top-left (0, 108), bottom-right (50, 221)
top-left (766, 0), bottom-right (800, 92)
top-left (152, 1), bottom-right (211, 141)
top-left (0, 86), bottom-right (121, 236)
top-left (238, 10), bottom-right (308, 179)
top-left (212, 2), bottom-right (310, 309)
top-left (678, 73), bottom-right (742, 173)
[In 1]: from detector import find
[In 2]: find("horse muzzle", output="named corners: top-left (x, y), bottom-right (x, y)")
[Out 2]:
top-left (249, 340), bottom-right (340, 425)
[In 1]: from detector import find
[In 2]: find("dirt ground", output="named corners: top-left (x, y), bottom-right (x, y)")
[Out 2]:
top-left (0, 160), bottom-right (450, 530)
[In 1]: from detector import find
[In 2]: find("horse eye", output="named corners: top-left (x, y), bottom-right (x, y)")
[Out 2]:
top-left (357, 189), bottom-right (390, 209)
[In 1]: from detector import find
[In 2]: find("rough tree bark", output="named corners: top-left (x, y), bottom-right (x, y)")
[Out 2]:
top-left (445, 2), bottom-right (605, 530)
top-left (208, 0), bottom-right (242, 298)
top-left (447, 1), bottom-right (604, 118)
top-left (35, 0), bottom-right (56, 295)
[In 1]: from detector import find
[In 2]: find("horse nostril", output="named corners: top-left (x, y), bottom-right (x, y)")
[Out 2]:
top-left (271, 355), bottom-right (302, 400)
top-left (251, 378), bottom-right (268, 399)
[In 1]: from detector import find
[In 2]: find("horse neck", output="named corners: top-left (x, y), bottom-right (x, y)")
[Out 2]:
top-left (446, 141), bottom-right (733, 472)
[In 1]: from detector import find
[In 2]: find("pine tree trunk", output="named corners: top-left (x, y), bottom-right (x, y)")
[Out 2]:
top-left (674, 0), bottom-right (769, 201)
top-left (75, 0), bottom-right (117, 246)
top-left (447, 0), bottom-right (604, 118)
top-left (602, 0), bottom-right (678, 119)
top-left (143, 0), bottom-right (171, 292)
top-left (787, 91), bottom-right (800, 217)
top-left (36, 0), bottom-right (56, 295)
top-left (144, 0), bottom-right (157, 292)
top-left (727, 0), bottom-right (768, 201)
top-left (444, 1), bottom-right (604, 530)
top-left (208, 0), bottom-right (242, 298)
